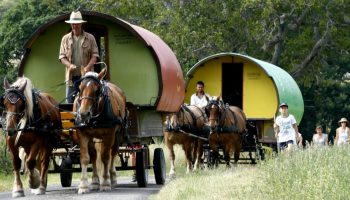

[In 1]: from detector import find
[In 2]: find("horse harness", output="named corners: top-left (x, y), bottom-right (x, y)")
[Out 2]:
top-left (166, 105), bottom-right (203, 135)
top-left (206, 100), bottom-right (241, 134)
top-left (75, 75), bottom-right (126, 128)
top-left (1, 88), bottom-right (57, 136)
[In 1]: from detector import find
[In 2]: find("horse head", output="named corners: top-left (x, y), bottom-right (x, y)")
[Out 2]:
top-left (205, 97), bottom-right (224, 134)
top-left (75, 69), bottom-right (107, 125)
top-left (2, 77), bottom-right (31, 136)
top-left (165, 106), bottom-right (184, 132)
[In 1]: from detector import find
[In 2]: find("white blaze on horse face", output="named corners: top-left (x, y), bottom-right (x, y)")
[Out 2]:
top-left (208, 105), bottom-right (218, 128)
top-left (170, 114), bottom-right (178, 129)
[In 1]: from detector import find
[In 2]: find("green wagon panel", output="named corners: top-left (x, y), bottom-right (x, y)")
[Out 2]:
top-left (22, 23), bottom-right (66, 102)
top-left (19, 11), bottom-right (184, 112)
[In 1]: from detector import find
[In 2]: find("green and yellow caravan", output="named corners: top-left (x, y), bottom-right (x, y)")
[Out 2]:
top-left (185, 52), bottom-right (304, 147)
top-left (18, 11), bottom-right (184, 140)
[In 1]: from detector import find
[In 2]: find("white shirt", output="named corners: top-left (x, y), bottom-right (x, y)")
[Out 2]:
top-left (337, 127), bottom-right (349, 145)
top-left (312, 133), bottom-right (328, 146)
top-left (190, 93), bottom-right (210, 108)
top-left (275, 114), bottom-right (297, 143)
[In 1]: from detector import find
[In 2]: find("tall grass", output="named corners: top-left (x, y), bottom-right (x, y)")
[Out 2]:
top-left (151, 146), bottom-right (350, 200)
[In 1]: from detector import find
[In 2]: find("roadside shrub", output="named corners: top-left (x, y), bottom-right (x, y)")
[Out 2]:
top-left (0, 132), bottom-right (12, 174)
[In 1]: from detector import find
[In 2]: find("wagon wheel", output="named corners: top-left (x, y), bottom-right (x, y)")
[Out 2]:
top-left (205, 149), bottom-right (218, 169)
top-left (136, 148), bottom-right (149, 187)
top-left (153, 148), bottom-right (166, 185)
top-left (60, 156), bottom-right (73, 187)
top-left (257, 144), bottom-right (265, 161)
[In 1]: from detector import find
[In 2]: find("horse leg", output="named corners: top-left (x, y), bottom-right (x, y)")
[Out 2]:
top-left (183, 142), bottom-right (193, 174)
top-left (208, 136), bottom-right (219, 168)
top-left (223, 143), bottom-right (233, 168)
top-left (99, 141), bottom-right (112, 191)
top-left (165, 137), bottom-right (176, 179)
top-left (109, 127), bottom-right (120, 188)
top-left (109, 140), bottom-right (119, 188)
top-left (78, 135), bottom-right (90, 194)
top-left (26, 145), bottom-right (40, 190)
top-left (194, 140), bottom-right (204, 171)
top-left (8, 139), bottom-right (24, 198)
top-left (232, 135), bottom-right (242, 166)
top-left (90, 141), bottom-right (99, 191)
top-left (35, 147), bottom-right (52, 195)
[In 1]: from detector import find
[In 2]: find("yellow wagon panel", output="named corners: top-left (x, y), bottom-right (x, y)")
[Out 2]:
top-left (243, 62), bottom-right (278, 119)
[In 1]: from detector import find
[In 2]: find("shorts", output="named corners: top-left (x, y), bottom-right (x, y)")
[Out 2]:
top-left (278, 140), bottom-right (294, 151)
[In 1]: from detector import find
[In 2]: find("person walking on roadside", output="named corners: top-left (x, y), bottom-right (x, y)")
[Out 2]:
top-left (312, 125), bottom-right (328, 146)
top-left (274, 102), bottom-right (299, 152)
top-left (335, 118), bottom-right (350, 145)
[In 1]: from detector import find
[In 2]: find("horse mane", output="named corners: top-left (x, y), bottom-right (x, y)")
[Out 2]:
top-left (11, 77), bottom-right (34, 120)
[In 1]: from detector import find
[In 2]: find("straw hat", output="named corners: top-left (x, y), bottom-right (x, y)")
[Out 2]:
top-left (65, 11), bottom-right (86, 24)
top-left (338, 117), bottom-right (348, 125)
top-left (279, 102), bottom-right (288, 108)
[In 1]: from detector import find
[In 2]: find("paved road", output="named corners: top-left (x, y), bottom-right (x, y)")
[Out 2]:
top-left (0, 177), bottom-right (162, 200)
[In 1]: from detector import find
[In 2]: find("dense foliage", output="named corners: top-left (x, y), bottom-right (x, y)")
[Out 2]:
top-left (0, 0), bottom-right (349, 141)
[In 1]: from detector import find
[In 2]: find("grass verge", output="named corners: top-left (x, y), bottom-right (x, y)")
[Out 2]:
top-left (151, 146), bottom-right (350, 200)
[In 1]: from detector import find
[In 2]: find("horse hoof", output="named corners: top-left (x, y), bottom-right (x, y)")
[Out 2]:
top-left (29, 170), bottom-right (40, 189)
top-left (78, 187), bottom-right (90, 194)
top-left (111, 180), bottom-right (118, 188)
top-left (169, 173), bottom-right (176, 180)
top-left (100, 185), bottom-right (111, 192)
top-left (35, 187), bottom-right (46, 195)
top-left (12, 190), bottom-right (24, 198)
top-left (91, 183), bottom-right (99, 191)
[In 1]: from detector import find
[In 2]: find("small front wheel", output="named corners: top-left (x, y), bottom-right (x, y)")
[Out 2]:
top-left (60, 156), bottom-right (73, 187)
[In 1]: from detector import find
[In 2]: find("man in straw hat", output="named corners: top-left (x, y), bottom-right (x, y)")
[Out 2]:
top-left (335, 117), bottom-right (350, 145)
top-left (59, 10), bottom-right (99, 103)
top-left (274, 102), bottom-right (299, 152)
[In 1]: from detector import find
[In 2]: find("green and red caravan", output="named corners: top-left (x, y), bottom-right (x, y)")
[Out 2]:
top-left (18, 11), bottom-right (184, 140)
top-left (185, 52), bottom-right (304, 147)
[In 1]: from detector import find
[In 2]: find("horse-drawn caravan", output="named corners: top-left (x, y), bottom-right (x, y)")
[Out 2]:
top-left (10, 10), bottom-right (185, 192)
top-left (185, 52), bottom-right (304, 163)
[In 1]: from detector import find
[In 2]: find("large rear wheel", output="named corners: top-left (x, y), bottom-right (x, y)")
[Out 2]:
top-left (153, 148), bottom-right (166, 185)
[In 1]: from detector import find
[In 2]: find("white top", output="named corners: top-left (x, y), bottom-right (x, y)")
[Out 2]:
top-left (337, 127), bottom-right (349, 145)
top-left (312, 133), bottom-right (328, 146)
top-left (275, 114), bottom-right (297, 143)
top-left (190, 93), bottom-right (210, 108)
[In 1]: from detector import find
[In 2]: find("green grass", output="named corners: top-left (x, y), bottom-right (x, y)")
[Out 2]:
top-left (151, 146), bottom-right (350, 200)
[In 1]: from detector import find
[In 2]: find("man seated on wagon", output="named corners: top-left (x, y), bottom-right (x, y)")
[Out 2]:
top-left (190, 81), bottom-right (210, 108)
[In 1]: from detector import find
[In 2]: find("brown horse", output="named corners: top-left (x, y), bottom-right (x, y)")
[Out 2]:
top-left (1, 77), bottom-right (61, 197)
top-left (205, 97), bottom-right (246, 167)
top-left (164, 104), bottom-right (207, 178)
top-left (73, 68), bottom-right (126, 194)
